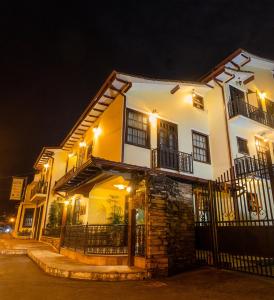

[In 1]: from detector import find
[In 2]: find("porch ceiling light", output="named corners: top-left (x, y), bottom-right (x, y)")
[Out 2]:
top-left (114, 184), bottom-right (126, 190)
top-left (93, 126), bottom-right (102, 138)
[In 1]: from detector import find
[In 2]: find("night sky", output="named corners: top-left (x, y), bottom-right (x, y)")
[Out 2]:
top-left (1, 1), bottom-right (274, 214)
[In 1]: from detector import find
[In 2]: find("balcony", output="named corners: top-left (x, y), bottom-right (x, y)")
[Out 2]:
top-left (152, 147), bottom-right (193, 174)
top-left (30, 180), bottom-right (48, 202)
top-left (234, 156), bottom-right (271, 179)
top-left (228, 99), bottom-right (274, 129)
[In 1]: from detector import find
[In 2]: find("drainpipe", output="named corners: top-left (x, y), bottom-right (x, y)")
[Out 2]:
top-left (43, 156), bottom-right (54, 230)
top-left (215, 80), bottom-right (233, 169)
top-left (121, 93), bottom-right (127, 163)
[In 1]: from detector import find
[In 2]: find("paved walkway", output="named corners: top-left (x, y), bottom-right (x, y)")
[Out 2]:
top-left (1, 254), bottom-right (274, 300)
top-left (0, 234), bottom-right (147, 280)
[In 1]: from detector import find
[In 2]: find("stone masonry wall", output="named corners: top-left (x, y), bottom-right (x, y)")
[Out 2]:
top-left (146, 175), bottom-right (195, 276)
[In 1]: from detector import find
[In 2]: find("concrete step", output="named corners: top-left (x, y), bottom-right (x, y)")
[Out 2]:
top-left (28, 250), bottom-right (149, 281)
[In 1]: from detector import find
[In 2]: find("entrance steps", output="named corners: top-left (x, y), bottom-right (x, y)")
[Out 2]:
top-left (28, 250), bottom-right (149, 281)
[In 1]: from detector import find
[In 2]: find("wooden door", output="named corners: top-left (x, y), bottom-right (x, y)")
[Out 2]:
top-left (157, 119), bottom-right (179, 170)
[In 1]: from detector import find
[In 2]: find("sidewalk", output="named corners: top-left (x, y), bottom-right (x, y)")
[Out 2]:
top-left (0, 234), bottom-right (148, 281)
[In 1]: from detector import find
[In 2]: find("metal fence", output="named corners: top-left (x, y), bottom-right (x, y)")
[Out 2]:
top-left (195, 159), bottom-right (274, 277)
top-left (42, 226), bottom-right (62, 238)
top-left (62, 224), bottom-right (128, 255)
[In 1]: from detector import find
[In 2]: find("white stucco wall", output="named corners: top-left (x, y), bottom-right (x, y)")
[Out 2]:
top-left (123, 82), bottom-right (214, 180)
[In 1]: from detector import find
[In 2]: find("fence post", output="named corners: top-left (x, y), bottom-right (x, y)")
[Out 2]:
top-left (128, 209), bottom-right (136, 266)
top-left (84, 222), bottom-right (88, 254)
top-left (208, 181), bottom-right (219, 267)
top-left (59, 225), bottom-right (66, 253)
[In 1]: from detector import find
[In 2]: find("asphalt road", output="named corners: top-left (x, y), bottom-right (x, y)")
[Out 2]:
top-left (0, 255), bottom-right (274, 300)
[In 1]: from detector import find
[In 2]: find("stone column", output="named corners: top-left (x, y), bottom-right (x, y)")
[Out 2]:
top-left (145, 174), bottom-right (195, 276)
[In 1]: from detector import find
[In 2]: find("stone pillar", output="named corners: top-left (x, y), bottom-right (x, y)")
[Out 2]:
top-left (146, 174), bottom-right (195, 276)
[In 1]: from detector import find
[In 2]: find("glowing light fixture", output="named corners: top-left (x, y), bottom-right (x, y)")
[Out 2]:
top-left (192, 89), bottom-right (196, 98)
top-left (44, 163), bottom-right (50, 169)
top-left (79, 141), bottom-right (87, 148)
top-left (259, 91), bottom-right (266, 101)
top-left (114, 184), bottom-right (126, 190)
top-left (64, 200), bottom-right (70, 206)
top-left (126, 186), bottom-right (132, 193)
top-left (93, 126), bottom-right (102, 138)
top-left (9, 217), bottom-right (15, 223)
top-left (68, 152), bottom-right (74, 158)
top-left (149, 109), bottom-right (158, 127)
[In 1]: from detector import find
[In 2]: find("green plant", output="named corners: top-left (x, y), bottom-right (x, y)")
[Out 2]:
top-left (47, 200), bottom-right (63, 228)
top-left (107, 195), bottom-right (124, 224)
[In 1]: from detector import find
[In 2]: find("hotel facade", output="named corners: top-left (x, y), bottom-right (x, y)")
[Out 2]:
top-left (14, 49), bottom-right (274, 277)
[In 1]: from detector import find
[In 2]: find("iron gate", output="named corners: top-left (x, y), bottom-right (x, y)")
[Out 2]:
top-left (195, 156), bottom-right (274, 277)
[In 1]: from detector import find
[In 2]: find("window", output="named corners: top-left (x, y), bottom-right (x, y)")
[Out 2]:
top-left (192, 131), bottom-right (210, 163)
top-left (23, 208), bottom-right (34, 227)
top-left (126, 109), bottom-right (150, 148)
top-left (237, 137), bottom-right (249, 155)
top-left (193, 94), bottom-right (204, 110)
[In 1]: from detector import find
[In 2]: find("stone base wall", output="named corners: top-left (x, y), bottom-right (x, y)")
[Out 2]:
top-left (40, 236), bottom-right (60, 251)
top-left (146, 175), bottom-right (195, 276)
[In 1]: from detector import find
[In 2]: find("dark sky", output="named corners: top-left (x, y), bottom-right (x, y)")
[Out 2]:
top-left (1, 0), bottom-right (274, 214)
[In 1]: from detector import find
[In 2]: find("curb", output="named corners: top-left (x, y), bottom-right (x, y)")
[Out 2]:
top-left (27, 250), bottom-right (149, 281)
top-left (0, 249), bottom-right (27, 255)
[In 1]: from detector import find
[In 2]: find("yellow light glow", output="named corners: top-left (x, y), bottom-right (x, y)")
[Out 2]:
top-left (114, 184), bottom-right (126, 190)
top-left (149, 109), bottom-right (158, 127)
top-left (68, 152), bottom-right (74, 158)
top-left (79, 141), bottom-right (87, 148)
top-left (126, 186), bottom-right (132, 193)
top-left (184, 94), bottom-right (193, 104)
top-left (43, 163), bottom-right (49, 169)
top-left (192, 89), bottom-right (196, 98)
top-left (93, 126), bottom-right (102, 138)
top-left (259, 91), bottom-right (266, 101)
top-left (264, 138), bottom-right (269, 142)
top-left (9, 217), bottom-right (15, 223)
top-left (64, 200), bottom-right (70, 206)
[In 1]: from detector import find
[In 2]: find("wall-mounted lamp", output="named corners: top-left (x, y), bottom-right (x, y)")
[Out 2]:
top-left (43, 163), bottom-right (50, 169)
top-left (79, 141), bottom-right (87, 148)
top-left (149, 109), bottom-right (158, 127)
top-left (258, 91), bottom-right (266, 101)
top-left (93, 126), bottom-right (102, 138)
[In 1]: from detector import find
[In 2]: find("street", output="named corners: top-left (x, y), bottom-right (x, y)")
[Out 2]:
top-left (0, 254), bottom-right (274, 300)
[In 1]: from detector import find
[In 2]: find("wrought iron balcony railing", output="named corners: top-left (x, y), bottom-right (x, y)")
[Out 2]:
top-left (228, 98), bottom-right (274, 129)
top-left (152, 147), bottom-right (193, 174)
top-left (30, 180), bottom-right (48, 199)
top-left (234, 156), bottom-right (270, 178)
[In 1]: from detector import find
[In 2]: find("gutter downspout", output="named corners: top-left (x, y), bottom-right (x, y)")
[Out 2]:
top-left (43, 156), bottom-right (54, 230)
top-left (215, 80), bottom-right (233, 169)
